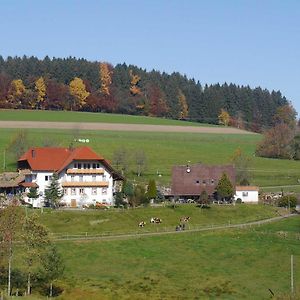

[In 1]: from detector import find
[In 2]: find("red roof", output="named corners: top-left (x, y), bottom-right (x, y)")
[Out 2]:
top-left (18, 147), bottom-right (104, 172)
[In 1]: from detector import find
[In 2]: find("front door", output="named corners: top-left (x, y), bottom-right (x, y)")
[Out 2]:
top-left (71, 199), bottom-right (77, 208)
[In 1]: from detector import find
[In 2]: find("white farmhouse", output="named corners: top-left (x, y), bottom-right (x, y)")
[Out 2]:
top-left (18, 147), bottom-right (123, 208)
top-left (235, 186), bottom-right (259, 203)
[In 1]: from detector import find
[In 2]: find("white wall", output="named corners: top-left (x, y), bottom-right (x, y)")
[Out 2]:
top-left (235, 190), bottom-right (259, 203)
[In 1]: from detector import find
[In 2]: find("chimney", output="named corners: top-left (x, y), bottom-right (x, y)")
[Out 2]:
top-left (31, 149), bottom-right (36, 158)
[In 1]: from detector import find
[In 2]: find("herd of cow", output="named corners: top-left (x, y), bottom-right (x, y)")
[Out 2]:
top-left (138, 216), bottom-right (191, 230)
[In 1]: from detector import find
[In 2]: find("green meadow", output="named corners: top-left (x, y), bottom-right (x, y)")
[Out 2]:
top-left (0, 109), bottom-right (215, 126)
top-left (0, 126), bottom-right (300, 189)
top-left (5, 207), bottom-right (300, 300)
top-left (54, 218), bottom-right (300, 300)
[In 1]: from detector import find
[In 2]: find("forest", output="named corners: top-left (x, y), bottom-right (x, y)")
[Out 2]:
top-left (0, 55), bottom-right (290, 131)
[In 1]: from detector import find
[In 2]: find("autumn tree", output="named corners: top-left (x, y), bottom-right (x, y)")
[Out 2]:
top-left (273, 104), bottom-right (297, 129)
top-left (69, 77), bottom-right (90, 109)
top-left (34, 77), bottom-right (46, 109)
top-left (231, 148), bottom-right (252, 185)
top-left (177, 89), bottom-right (188, 119)
top-left (129, 70), bottom-right (141, 95)
top-left (218, 109), bottom-right (230, 126)
top-left (148, 84), bottom-right (169, 117)
top-left (7, 79), bottom-right (26, 108)
top-left (256, 123), bottom-right (295, 159)
top-left (99, 62), bottom-right (113, 95)
top-left (216, 173), bottom-right (234, 201)
top-left (112, 147), bottom-right (129, 175)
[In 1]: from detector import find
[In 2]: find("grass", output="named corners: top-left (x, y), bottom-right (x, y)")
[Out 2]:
top-left (33, 204), bottom-right (285, 236)
top-left (51, 215), bottom-right (300, 300)
top-left (0, 109), bottom-right (216, 127)
top-left (1, 127), bottom-right (300, 188)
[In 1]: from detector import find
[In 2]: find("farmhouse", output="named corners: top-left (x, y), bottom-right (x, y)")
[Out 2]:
top-left (17, 146), bottom-right (123, 207)
top-left (171, 164), bottom-right (236, 199)
top-left (234, 186), bottom-right (259, 203)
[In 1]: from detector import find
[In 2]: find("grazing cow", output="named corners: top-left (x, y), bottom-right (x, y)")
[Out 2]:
top-left (180, 216), bottom-right (190, 223)
top-left (150, 217), bottom-right (162, 224)
top-left (138, 221), bottom-right (146, 227)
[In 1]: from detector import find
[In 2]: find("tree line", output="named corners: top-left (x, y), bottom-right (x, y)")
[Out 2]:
top-left (0, 55), bottom-right (290, 131)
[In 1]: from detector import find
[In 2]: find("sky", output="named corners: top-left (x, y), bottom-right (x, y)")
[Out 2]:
top-left (1, 0), bottom-right (300, 113)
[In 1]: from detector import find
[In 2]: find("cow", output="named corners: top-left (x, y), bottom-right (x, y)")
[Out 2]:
top-left (180, 216), bottom-right (190, 223)
top-left (138, 221), bottom-right (146, 227)
top-left (150, 217), bottom-right (162, 224)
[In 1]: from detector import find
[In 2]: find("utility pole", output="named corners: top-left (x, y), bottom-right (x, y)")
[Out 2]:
top-left (291, 254), bottom-right (294, 294)
top-left (3, 149), bottom-right (6, 171)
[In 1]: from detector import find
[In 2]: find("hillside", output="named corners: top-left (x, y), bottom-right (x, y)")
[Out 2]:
top-left (0, 56), bottom-right (289, 131)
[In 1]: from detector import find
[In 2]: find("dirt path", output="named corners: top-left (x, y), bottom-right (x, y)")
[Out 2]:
top-left (53, 214), bottom-right (297, 242)
top-left (0, 120), bottom-right (255, 134)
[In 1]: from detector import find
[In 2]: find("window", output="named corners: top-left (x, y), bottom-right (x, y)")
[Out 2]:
top-left (92, 175), bottom-right (96, 182)
top-left (102, 188), bottom-right (107, 195)
top-left (92, 188), bottom-right (97, 195)
top-left (202, 180), bottom-right (206, 185)
top-left (71, 175), bottom-right (75, 182)
top-left (211, 179), bottom-right (215, 185)
top-left (78, 163), bottom-right (82, 169)
top-left (79, 175), bottom-right (83, 182)
top-left (79, 188), bottom-right (84, 195)
top-left (45, 176), bottom-right (49, 181)
top-left (103, 174), bottom-right (107, 181)
top-left (71, 188), bottom-right (76, 195)
top-left (74, 163), bottom-right (78, 168)
top-left (92, 163), bottom-right (96, 169)
top-left (195, 180), bottom-right (200, 184)
top-left (96, 163), bottom-right (100, 168)
top-left (242, 192), bottom-right (248, 197)
top-left (63, 188), bottom-right (68, 195)
top-left (87, 163), bottom-right (90, 169)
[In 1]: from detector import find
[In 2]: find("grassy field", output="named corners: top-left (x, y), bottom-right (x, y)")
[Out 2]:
top-left (5, 207), bottom-right (299, 299)
top-left (51, 215), bottom-right (299, 299)
top-left (1, 126), bottom-right (300, 189)
top-left (0, 109), bottom-right (216, 127)
top-left (35, 204), bottom-right (286, 237)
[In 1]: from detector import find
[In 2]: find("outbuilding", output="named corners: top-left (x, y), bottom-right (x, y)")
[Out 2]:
top-left (235, 186), bottom-right (259, 203)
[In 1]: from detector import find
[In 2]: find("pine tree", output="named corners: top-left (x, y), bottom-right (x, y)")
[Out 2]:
top-left (216, 173), bottom-right (234, 201)
top-left (147, 179), bottom-right (157, 201)
top-left (44, 173), bottom-right (63, 208)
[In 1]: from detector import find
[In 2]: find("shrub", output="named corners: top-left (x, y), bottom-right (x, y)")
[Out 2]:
top-left (277, 195), bottom-right (297, 208)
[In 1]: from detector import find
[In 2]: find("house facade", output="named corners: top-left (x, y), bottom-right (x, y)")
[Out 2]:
top-left (18, 147), bottom-right (123, 208)
top-left (171, 164), bottom-right (236, 199)
top-left (234, 186), bottom-right (259, 203)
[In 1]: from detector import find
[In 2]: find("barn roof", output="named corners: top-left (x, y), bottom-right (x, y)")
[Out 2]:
top-left (171, 164), bottom-right (236, 196)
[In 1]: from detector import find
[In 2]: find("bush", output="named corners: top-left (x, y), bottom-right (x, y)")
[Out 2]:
top-left (277, 195), bottom-right (297, 208)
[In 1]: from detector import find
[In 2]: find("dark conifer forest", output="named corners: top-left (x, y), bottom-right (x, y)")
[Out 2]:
top-left (0, 56), bottom-right (289, 131)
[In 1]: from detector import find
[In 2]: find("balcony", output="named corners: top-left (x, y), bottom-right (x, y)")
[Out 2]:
top-left (61, 181), bottom-right (109, 187)
top-left (66, 169), bottom-right (104, 175)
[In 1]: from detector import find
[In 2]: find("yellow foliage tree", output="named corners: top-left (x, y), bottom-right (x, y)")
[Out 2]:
top-left (99, 63), bottom-right (112, 95)
top-left (69, 77), bottom-right (90, 108)
top-left (129, 70), bottom-right (141, 95)
top-left (177, 89), bottom-right (188, 119)
top-left (218, 109), bottom-right (230, 126)
top-left (8, 79), bottom-right (26, 108)
top-left (34, 77), bottom-right (46, 109)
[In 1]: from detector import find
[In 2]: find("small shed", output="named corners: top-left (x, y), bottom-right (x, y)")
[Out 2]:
top-left (235, 186), bottom-right (259, 203)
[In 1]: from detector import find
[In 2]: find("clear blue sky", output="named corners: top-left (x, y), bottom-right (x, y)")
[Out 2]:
top-left (1, 0), bottom-right (300, 113)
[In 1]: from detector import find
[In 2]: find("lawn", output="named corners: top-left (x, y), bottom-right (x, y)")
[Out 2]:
top-left (1, 127), bottom-right (300, 188)
top-left (51, 215), bottom-right (300, 300)
top-left (0, 109), bottom-right (215, 127)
